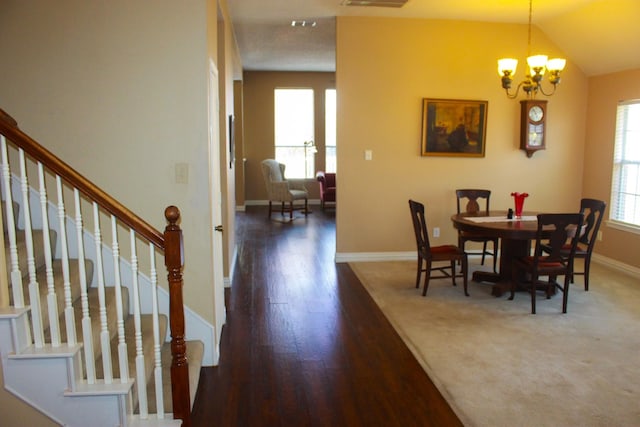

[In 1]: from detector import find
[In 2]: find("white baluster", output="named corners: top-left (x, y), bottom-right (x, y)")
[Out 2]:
top-left (150, 244), bottom-right (164, 418)
top-left (56, 176), bottom-right (76, 346)
top-left (20, 149), bottom-right (44, 348)
top-left (111, 215), bottom-right (129, 383)
top-left (93, 202), bottom-right (112, 383)
top-left (131, 230), bottom-right (148, 417)
top-left (38, 163), bottom-right (60, 346)
top-left (75, 190), bottom-right (95, 384)
top-left (1, 136), bottom-right (26, 311)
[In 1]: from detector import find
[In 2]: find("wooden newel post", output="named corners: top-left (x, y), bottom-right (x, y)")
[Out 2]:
top-left (164, 206), bottom-right (191, 427)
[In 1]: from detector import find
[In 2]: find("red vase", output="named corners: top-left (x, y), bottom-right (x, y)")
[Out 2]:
top-left (511, 192), bottom-right (529, 218)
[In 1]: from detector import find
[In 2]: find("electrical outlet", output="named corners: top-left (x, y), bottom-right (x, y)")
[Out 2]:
top-left (433, 227), bottom-right (440, 238)
top-left (597, 231), bottom-right (603, 241)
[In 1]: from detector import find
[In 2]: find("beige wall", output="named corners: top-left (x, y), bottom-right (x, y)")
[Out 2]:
top-left (0, 363), bottom-right (60, 426)
top-left (583, 69), bottom-right (640, 268)
top-left (242, 71), bottom-right (336, 202)
top-left (0, 0), bottom-right (240, 366)
top-left (334, 17), bottom-right (589, 256)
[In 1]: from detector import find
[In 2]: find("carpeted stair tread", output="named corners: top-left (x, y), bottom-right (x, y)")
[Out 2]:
top-left (5, 228), bottom-right (50, 280)
top-left (34, 258), bottom-right (94, 336)
top-left (42, 284), bottom-right (126, 355)
top-left (143, 340), bottom-right (204, 414)
top-left (96, 313), bottom-right (168, 412)
top-left (3, 202), bottom-right (204, 420)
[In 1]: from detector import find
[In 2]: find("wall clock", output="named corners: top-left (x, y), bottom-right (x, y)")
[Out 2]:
top-left (519, 99), bottom-right (547, 157)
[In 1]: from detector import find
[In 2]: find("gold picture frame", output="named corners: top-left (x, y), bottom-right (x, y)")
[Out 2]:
top-left (421, 98), bottom-right (488, 157)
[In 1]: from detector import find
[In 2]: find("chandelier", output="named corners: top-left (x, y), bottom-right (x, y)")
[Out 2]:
top-left (497, 0), bottom-right (566, 99)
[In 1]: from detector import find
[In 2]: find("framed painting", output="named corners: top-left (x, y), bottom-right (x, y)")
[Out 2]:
top-left (421, 98), bottom-right (488, 157)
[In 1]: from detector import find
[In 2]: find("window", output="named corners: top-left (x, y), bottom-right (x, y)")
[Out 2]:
top-left (274, 88), bottom-right (315, 178)
top-left (325, 89), bottom-right (337, 173)
top-left (611, 100), bottom-right (640, 229)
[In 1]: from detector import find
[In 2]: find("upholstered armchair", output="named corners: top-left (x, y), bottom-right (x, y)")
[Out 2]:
top-left (315, 171), bottom-right (336, 210)
top-left (261, 159), bottom-right (309, 219)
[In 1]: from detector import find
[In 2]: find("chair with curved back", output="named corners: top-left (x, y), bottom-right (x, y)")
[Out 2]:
top-left (408, 199), bottom-right (468, 297)
top-left (455, 189), bottom-right (498, 273)
top-left (510, 213), bottom-right (584, 314)
top-left (261, 159), bottom-right (309, 220)
top-left (543, 198), bottom-right (606, 291)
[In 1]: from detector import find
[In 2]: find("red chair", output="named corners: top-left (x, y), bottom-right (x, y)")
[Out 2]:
top-left (316, 171), bottom-right (336, 210)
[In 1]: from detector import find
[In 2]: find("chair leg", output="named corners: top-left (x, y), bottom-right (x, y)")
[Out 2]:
top-left (281, 202), bottom-right (285, 216)
top-left (584, 257), bottom-right (591, 291)
top-left (462, 257), bottom-right (469, 297)
top-left (450, 261), bottom-right (457, 287)
top-left (422, 261), bottom-right (432, 296)
top-left (547, 276), bottom-right (556, 299)
top-left (268, 201), bottom-right (273, 218)
top-left (531, 277), bottom-right (537, 314)
top-left (289, 201), bottom-right (294, 219)
top-left (492, 239), bottom-right (498, 273)
top-left (562, 275), bottom-right (571, 313)
top-left (415, 256), bottom-right (423, 289)
top-left (304, 198), bottom-right (309, 215)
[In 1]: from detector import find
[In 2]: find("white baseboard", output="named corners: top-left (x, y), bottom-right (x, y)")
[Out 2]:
top-left (335, 252), bottom-right (415, 263)
top-left (592, 253), bottom-right (640, 277)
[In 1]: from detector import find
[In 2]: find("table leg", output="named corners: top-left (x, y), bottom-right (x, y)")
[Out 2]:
top-left (471, 238), bottom-right (530, 297)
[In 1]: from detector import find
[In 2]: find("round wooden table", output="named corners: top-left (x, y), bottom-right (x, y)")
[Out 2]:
top-left (451, 211), bottom-right (542, 297)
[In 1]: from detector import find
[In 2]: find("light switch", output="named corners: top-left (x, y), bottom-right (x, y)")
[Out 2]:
top-left (364, 150), bottom-right (373, 161)
top-left (175, 163), bottom-right (189, 184)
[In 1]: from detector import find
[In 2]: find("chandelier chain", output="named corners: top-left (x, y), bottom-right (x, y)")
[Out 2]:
top-left (527, 0), bottom-right (533, 58)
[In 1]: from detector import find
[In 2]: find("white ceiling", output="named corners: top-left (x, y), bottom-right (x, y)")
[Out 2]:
top-left (228, 0), bottom-right (640, 76)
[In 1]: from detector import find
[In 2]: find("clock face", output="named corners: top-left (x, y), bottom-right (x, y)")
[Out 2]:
top-left (529, 105), bottom-right (544, 122)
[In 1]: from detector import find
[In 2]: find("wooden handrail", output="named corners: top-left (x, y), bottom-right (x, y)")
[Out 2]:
top-left (0, 109), bottom-right (164, 248)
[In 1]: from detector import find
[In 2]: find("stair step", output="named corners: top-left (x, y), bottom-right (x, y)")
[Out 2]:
top-left (95, 312), bottom-right (169, 411)
top-left (7, 228), bottom-right (50, 281)
top-left (35, 258), bottom-right (94, 336)
top-left (2, 203), bottom-right (205, 421)
top-left (144, 340), bottom-right (204, 414)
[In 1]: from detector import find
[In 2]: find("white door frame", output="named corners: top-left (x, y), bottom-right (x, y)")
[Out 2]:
top-left (208, 59), bottom-right (226, 365)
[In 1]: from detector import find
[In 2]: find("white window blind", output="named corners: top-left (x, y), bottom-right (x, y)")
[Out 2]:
top-left (610, 100), bottom-right (640, 228)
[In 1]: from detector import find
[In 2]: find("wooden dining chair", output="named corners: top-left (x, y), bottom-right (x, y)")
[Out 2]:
top-left (408, 199), bottom-right (468, 296)
top-left (510, 213), bottom-right (584, 314)
top-left (542, 198), bottom-right (606, 291)
top-left (455, 189), bottom-right (498, 273)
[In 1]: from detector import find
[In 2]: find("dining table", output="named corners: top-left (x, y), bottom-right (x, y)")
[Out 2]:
top-left (451, 211), bottom-right (544, 297)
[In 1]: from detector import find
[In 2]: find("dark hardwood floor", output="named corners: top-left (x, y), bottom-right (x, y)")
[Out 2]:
top-left (190, 206), bottom-right (462, 426)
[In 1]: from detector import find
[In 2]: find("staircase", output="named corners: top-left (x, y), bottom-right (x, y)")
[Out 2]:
top-left (0, 109), bottom-right (204, 427)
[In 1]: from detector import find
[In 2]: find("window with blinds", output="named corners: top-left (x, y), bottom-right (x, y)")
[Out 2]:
top-left (611, 100), bottom-right (640, 228)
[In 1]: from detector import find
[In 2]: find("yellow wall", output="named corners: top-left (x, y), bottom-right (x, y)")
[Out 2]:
top-left (584, 69), bottom-right (640, 268)
top-left (242, 71), bottom-right (336, 202)
top-left (334, 17), bottom-right (589, 256)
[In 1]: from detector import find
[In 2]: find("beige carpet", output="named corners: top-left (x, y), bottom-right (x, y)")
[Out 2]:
top-left (349, 260), bottom-right (640, 427)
